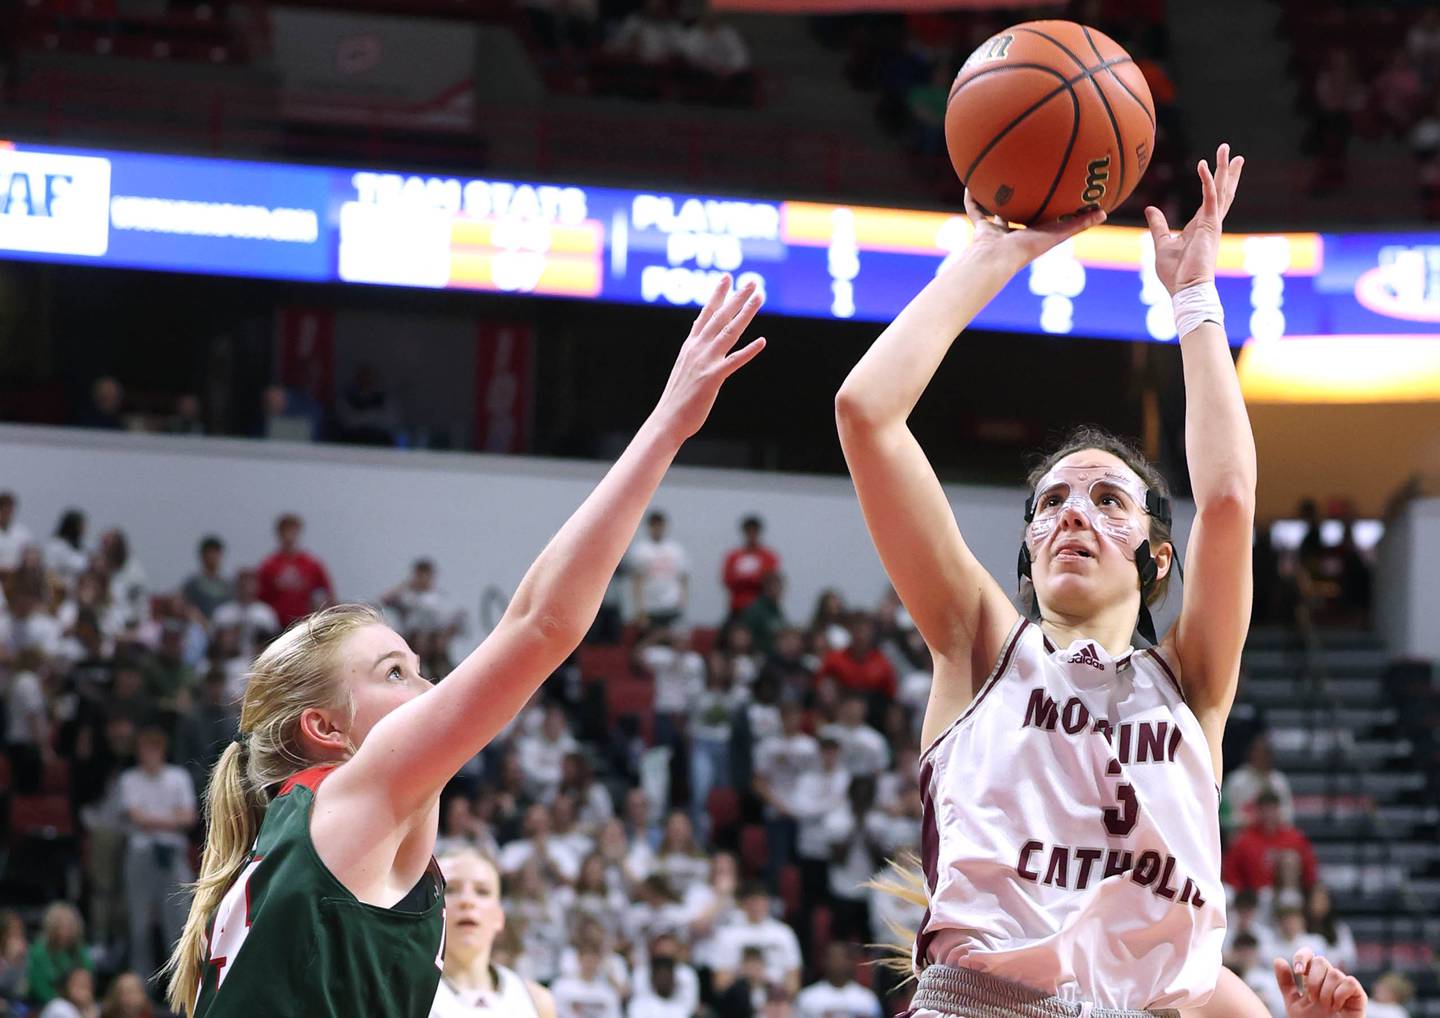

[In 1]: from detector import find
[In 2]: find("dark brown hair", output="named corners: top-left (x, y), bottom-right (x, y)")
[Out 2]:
top-left (1018, 425), bottom-right (1175, 612)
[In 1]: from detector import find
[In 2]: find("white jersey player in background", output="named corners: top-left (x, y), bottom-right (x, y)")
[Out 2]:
top-left (837, 142), bottom-right (1366, 1018)
top-left (431, 850), bottom-right (557, 1018)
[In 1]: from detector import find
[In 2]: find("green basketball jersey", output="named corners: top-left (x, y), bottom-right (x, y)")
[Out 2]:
top-left (194, 765), bottom-right (445, 1018)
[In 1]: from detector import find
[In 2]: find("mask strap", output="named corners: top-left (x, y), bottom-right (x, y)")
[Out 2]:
top-left (1134, 540), bottom-right (1160, 646)
top-left (1016, 543), bottom-right (1040, 621)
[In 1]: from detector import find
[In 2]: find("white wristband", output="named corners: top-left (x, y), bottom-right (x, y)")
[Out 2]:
top-left (1172, 280), bottom-right (1224, 339)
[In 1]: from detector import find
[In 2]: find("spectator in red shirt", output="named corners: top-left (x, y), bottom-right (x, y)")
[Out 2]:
top-left (722, 515), bottom-right (779, 619)
top-left (817, 615), bottom-right (896, 699)
top-left (255, 513), bottom-right (335, 630)
top-left (1222, 788), bottom-right (1318, 894)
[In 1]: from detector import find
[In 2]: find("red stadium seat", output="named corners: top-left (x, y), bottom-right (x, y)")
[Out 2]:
top-left (738, 824), bottom-right (767, 876)
top-left (810, 905), bottom-right (832, 959)
top-left (41, 756), bottom-right (69, 794)
top-left (689, 627), bottom-right (717, 657)
top-left (707, 786), bottom-right (741, 838)
top-left (10, 794), bottom-right (74, 841)
top-left (777, 864), bottom-right (801, 918)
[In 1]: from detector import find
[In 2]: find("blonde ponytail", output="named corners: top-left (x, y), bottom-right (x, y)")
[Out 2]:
top-left (166, 741), bottom-right (268, 1014)
top-left (865, 852), bottom-right (929, 980)
top-left (164, 603), bottom-right (382, 1015)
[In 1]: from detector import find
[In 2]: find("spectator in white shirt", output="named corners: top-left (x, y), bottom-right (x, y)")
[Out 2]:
top-left (628, 942), bottom-right (697, 1018)
top-left (382, 558), bottom-right (465, 648)
top-left (550, 791), bottom-right (597, 864)
top-left (655, 811), bottom-right (710, 901)
top-left (790, 737), bottom-right (850, 907)
top-left (38, 966), bottom-right (97, 1018)
top-left (0, 492), bottom-right (34, 574)
top-left (710, 883), bottom-right (802, 996)
top-left (1270, 904), bottom-right (1327, 967)
top-left (499, 803), bottom-right (582, 884)
top-left (1304, 883), bottom-right (1357, 973)
top-left (796, 943), bottom-right (881, 1018)
top-left (1223, 733), bottom-right (1294, 833)
top-left (688, 654), bottom-right (747, 837)
top-left (821, 776), bottom-right (889, 941)
top-left (518, 703), bottom-right (579, 800)
top-left (607, 0), bottom-right (680, 67)
top-left (211, 568), bottom-right (281, 657)
top-left (552, 941), bottom-right (623, 1018)
top-left (819, 695), bottom-right (890, 779)
top-left (6, 648), bottom-right (52, 793)
top-left (44, 509), bottom-right (88, 586)
top-left (119, 726), bottom-right (197, 984)
top-left (98, 529), bottom-right (147, 629)
top-left (1226, 932), bottom-right (1286, 1018)
top-left (556, 752), bottom-right (615, 833)
top-left (1369, 972), bottom-right (1415, 1018)
top-left (752, 703), bottom-right (819, 878)
top-left (682, 852), bottom-right (740, 969)
top-left (629, 512), bottom-right (689, 628)
top-left (679, 10), bottom-right (749, 79)
top-left (56, 570), bottom-right (127, 641)
top-left (635, 625), bottom-right (704, 749)
top-left (1224, 889), bottom-right (1279, 964)
top-left (3, 589), bottom-right (62, 659)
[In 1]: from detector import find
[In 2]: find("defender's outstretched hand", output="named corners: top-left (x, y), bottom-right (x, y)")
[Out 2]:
top-left (654, 274), bottom-right (766, 441)
top-left (1275, 949), bottom-right (1367, 1018)
top-left (1145, 142), bottom-right (1245, 296)
top-left (962, 189), bottom-right (1106, 271)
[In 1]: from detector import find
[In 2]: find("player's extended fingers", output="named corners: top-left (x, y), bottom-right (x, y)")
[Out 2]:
top-left (700, 279), bottom-right (756, 343)
top-left (1143, 205), bottom-right (1171, 246)
top-left (1317, 961), bottom-right (1346, 1007)
top-left (1273, 958), bottom-right (1304, 1007)
top-left (711, 285), bottom-right (764, 352)
top-left (1334, 975), bottom-right (1367, 1014)
top-left (720, 336), bottom-right (766, 378)
top-left (963, 188), bottom-right (987, 224)
top-left (1220, 155), bottom-right (1245, 217)
top-left (1197, 158), bottom-right (1219, 219)
top-left (1303, 954), bottom-right (1332, 1003)
top-left (690, 273), bottom-right (733, 338)
top-left (1292, 947), bottom-right (1317, 972)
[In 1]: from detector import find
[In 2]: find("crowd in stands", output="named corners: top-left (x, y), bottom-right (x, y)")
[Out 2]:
top-left (813, 0), bottom-right (1183, 216)
top-left (0, 485), bottom-right (1413, 1017)
top-left (1251, 499), bottom-right (1375, 634)
top-left (1293, 2), bottom-right (1440, 217)
top-left (522, 0), bottom-right (757, 106)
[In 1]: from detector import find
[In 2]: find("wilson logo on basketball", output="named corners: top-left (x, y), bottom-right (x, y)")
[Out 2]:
top-left (1081, 155), bottom-right (1111, 206)
top-left (965, 33), bottom-right (1013, 69)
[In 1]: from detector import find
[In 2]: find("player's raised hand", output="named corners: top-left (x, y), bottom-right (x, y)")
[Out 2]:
top-left (1145, 142), bottom-right (1245, 296)
top-left (1274, 948), bottom-right (1368, 1018)
top-left (652, 274), bottom-right (766, 441)
top-left (962, 188), bottom-right (1106, 270)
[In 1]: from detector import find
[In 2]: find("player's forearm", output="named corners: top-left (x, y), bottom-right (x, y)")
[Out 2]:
top-left (1179, 321), bottom-right (1256, 510)
top-left (835, 245), bottom-right (1022, 428)
top-left (502, 416), bottom-right (683, 655)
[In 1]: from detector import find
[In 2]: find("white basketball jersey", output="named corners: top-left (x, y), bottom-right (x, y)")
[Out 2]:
top-left (916, 619), bottom-right (1225, 1010)
top-left (431, 965), bottom-right (541, 1018)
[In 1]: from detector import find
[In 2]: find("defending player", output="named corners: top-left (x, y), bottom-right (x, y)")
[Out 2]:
top-left (430, 849), bottom-right (554, 1018)
top-left (165, 276), bottom-right (766, 1017)
top-left (837, 144), bottom-right (1364, 1018)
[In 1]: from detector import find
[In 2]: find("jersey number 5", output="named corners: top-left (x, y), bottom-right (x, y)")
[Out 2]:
top-left (1103, 783), bottom-right (1139, 837)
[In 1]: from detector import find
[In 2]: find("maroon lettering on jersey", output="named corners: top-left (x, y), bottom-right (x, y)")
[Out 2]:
top-left (1016, 840), bottom-right (1043, 882)
top-left (1022, 688), bottom-right (1059, 731)
top-left (1061, 698), bottom-right (1090, 735)
top-left (1132, 850), bottom-right (1162, 887)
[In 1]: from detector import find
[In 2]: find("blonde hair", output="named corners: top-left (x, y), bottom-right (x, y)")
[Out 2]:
top-left (166, 604), bottom-right (381, 1015)
top-left (865, 853), bottom-right (928, 980)
top-left (40, 902), bottom-right (84, 948)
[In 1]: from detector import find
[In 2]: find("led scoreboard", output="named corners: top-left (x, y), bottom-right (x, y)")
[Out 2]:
top-left (2, 140), bottom-right (1438, 345)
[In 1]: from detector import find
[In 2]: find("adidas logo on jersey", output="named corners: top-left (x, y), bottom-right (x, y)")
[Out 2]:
top-left (1068, 643), bottom-right (1104, 670)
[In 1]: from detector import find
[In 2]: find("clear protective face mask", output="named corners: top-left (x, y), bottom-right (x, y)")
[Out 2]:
top-left (1025, 463), bottom-right (1153, 553)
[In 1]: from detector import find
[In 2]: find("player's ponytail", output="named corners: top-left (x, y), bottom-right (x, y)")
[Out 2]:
top-left (167, 741), bottom-right (266, 1013)
top-left (165, 604), bottom-right (381, 1015)
top-left (865, 852), bottom-right (930, 980)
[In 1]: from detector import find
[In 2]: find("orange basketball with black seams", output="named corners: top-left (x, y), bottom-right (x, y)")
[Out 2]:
top-left (944, 20), bottom-right (1156, 226)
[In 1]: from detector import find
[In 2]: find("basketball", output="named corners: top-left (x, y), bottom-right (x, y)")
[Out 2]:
top-left (945, 20), bottom-right (1156, 225)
